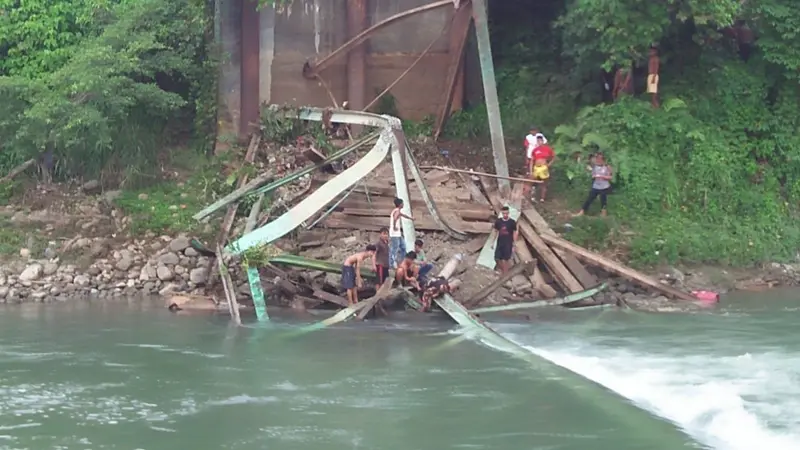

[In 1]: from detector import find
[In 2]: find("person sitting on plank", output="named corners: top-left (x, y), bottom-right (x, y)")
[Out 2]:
top-left (342, 244), bottom-right (376, 306)
top-left (395, 251), bottom-right (421, 290)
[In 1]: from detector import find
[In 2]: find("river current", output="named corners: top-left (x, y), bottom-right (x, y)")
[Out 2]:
top-left (0, 291), bottom-right (797, 449)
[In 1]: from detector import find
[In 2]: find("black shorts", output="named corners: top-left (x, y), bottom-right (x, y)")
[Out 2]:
top-left (376, 265), bottom-right (389, 284)
top-left (341, 265), bottom-right (356, 290)
top-left (494, 241), bottom-right (513, 261)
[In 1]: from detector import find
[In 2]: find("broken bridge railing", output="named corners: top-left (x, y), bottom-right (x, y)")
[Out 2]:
top-left (202, 106), bottom-right (469, 324)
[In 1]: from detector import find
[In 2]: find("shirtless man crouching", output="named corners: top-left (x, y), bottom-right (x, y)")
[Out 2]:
top-left (395, 251), bottom-right (421, 290)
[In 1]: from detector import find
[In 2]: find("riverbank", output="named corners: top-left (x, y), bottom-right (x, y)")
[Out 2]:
top-left (0, 135), bottom-right (796, 309)
top-left (0, 183), bottom-right (797, 308)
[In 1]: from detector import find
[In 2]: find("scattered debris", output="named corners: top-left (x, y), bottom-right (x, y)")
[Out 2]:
top-left (190, 107), bottom-right (699, 327)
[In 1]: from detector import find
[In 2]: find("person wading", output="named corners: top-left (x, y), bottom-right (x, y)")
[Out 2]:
top-left (341, 245), bottom-right (376, 306)
top-left (529, 134), bottom-right (555, 202)
top-left (389, 197), bottom-right (414, 269)
top-left (575, 152), bottom-right (613, 217)
top-left (493, 206), bottom-right (518, 274)
top-left (373, 228), bottom-right (390, 284)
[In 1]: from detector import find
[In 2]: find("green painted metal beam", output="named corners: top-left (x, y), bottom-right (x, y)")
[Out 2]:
top-left (193, 132), bottom-right (378, 221)
top-left (471, 0), bottom-right (510, 192)
top-left (247, 267), bottom-right (268, 321)
top-left (469, 283), bottom-right (607, 314)
top-left (226, 136), bottom-right (392, 254)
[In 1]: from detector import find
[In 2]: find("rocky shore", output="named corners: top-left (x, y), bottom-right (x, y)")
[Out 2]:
top-left (3, 229), bottom-right (798, 308)
top-left (1, 186), bottom-right (799, 307)
top-left (0, 235), bottom-right (234, 304)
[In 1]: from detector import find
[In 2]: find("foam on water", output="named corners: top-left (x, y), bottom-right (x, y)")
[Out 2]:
top-left (504, 335), bottom-right (800, 450)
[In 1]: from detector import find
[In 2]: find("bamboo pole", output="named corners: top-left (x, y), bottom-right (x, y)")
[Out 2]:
top-left (216, 245), bottom-right (242, 325)
top-left (418, 166), bottom-right (542, 184)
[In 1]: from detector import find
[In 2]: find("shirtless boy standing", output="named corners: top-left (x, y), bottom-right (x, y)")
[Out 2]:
top-left (342, 244), bottom-right (377, 306)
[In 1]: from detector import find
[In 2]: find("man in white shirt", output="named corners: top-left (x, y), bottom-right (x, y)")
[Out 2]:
top-left (524, 126), bottom-right (548, 169)
top-left (523, 127), bottom-right (547, 198)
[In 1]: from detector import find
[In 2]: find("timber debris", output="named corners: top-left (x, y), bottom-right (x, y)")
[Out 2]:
top-left (189, 106), bottom-right (700, 327)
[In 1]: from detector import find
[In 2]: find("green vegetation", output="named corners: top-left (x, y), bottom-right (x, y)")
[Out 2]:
top-left (113, 151), bottom-right (268, 237)
top-left (440, 0), bottom-right (800, 267)
top-left (0, 217), bottom-right (28, 256)
top-left (0, 0), bottom-right (217, 184)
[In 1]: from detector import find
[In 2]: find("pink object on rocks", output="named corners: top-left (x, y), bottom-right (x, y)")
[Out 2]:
top-left (692, 290), bottom-right (720, 302)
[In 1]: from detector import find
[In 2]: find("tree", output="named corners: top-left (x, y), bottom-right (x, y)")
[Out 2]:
top-left (0, 0), bottom-right (215, 178)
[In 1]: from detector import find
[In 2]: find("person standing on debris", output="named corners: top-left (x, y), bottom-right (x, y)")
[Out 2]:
top-left (575, 152), bottom-right (613, 217)
top-left (395, 251), bottom-right (421, 290)
top-left (342, 244), bottom-right (377, 306)
top-left (414, 239), bottom-right (434, 283)
top-left (529, 134), bottom-right (556, 203)
top-left (373, 228), bottom-right (391, 284)
top-left (494, 206), bottom-right (518, 274)
top-left (389, 197), bottom-right (415, 269)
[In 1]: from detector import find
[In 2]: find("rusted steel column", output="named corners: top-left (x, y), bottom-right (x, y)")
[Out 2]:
top-left (433, 2), bottom-right (472, 141)
top-left (346, 0), bottom-right (368, 115)
top-left (240, 0), bottom-right (261, 139)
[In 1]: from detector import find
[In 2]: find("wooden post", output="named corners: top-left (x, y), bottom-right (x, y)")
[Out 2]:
top-left (471, 0), bottom-right (510, 194)
top-left (240, 0), bottom-right (260, 139)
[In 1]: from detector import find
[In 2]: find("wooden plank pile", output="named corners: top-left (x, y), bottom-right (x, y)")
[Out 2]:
top-left (303, 162), bottom-right (696, 305)
top-left (313, 167), bottom-right (495, 235)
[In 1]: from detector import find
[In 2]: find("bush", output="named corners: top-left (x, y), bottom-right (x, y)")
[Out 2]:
top-left (0, 0), bottom-right (216, 183)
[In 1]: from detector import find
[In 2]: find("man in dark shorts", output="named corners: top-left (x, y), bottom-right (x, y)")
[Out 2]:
top-left (373, 228), bottom-right (390, 284)
top-left (342, 244), bottom-right (376, 306)
top-left (494, 205), bottom-right (518, 274)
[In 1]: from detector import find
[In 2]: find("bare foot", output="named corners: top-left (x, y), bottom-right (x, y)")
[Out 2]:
top-left (601, 209), bottom-right (607, 217)
top-left (573, 210), bottom-right (585, 217)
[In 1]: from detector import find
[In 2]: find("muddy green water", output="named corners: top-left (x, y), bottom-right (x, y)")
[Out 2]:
top-left (1, 292), bottom-right (798, 449)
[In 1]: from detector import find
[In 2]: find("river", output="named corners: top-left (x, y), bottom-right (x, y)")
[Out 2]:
top-left (0, 290), bottom-right (797, 450)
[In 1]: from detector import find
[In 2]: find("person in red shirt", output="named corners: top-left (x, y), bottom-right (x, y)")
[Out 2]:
top-left (529, 134), bottom-right (556, 202)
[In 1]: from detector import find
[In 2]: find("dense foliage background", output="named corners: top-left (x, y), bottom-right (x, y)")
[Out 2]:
top-left (443, 0), bottom-right (800, 266)
top-left (1, 0), bottom-right (799, 266)
top-left (0, 0), bottom-right (216, 185)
